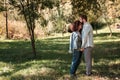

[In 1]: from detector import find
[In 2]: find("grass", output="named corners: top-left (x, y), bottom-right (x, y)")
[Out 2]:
top-left (0, 32), bottom-right (120, 80)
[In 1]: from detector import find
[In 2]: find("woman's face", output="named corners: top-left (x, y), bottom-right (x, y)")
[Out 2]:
top-left (78, 25), bottom-right (82, 31)
top-left (70, 24), bottom-right (73, 31)
top-left (79, 17), bottom-right (83, 23)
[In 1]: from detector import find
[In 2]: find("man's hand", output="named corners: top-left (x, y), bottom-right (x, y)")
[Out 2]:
top-left (80, 48), bottom-right (84, 51)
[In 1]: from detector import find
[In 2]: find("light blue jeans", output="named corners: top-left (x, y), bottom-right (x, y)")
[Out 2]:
top-left (70, 49), bottom-right (82, 75)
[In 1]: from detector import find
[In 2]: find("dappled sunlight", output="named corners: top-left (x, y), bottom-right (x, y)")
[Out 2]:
top-left (0, 0), bottom-right (120, 79)
top-left (0, 62), bottom-right (14, 77)
top-left (94, 33), bottom-right (120, 44)
top-left (40, 50), bottom-right (67, 54)
top-left (38, 67), bottom-right (56, 75)
top-left (0, 43), bottom-right (10, 49)
top-left (0, 32), bottom-right (120, 80)
top-left (94, 39), bottom-right (120, 43)
top-left (0, 77), bottom-right (9, 80)
top-left (11, 67), bottom-right (56, 77)
top-left (0, 66), bottom-right (14, 76)
top-left (0, 59), bottom-right (65, 80)
top-left (2, 67), bottom-right (12, 72)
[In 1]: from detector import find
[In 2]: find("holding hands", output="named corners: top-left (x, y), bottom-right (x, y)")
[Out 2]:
top-left (79, 48), bottom-right (84, 51)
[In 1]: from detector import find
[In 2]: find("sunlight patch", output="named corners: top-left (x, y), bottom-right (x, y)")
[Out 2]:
top-left (0, 66), bottom-right (14, 75)
top-left (39, 67), bottom-right (55, 75)
top-left (11, 67), bottom-right (56, 78)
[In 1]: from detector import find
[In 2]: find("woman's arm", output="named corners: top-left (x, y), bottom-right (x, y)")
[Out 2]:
top-left (69, 33), bottom-right (73, 53)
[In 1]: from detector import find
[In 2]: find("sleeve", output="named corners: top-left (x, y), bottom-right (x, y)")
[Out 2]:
top-left (73, 34), bottom-right (78, 49)
top-left (81, 25), bottom-right (90, 48)
top-left (69, 33), bottom-right (73, 53)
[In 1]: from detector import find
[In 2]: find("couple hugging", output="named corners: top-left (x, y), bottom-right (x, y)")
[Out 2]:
top-left (69, 15), bottom-right (94, 79)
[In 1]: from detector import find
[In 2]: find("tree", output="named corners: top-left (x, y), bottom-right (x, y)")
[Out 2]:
top-left (71, 0), bottom-right (101, 20)
top-left (9, 0), bottom-right (55, 57)
top-left (70, 0), bottom-right (102, 35)
top-left (0, 0), bottom-right (9, 39)
top-left (71, 0), bottom-right (120, 36)
top-left (50, 0), bottom-right (72, 35)
top-left (100, 0), bottom-right (113, 36)
top-left (53, 0), bottom-right (66, 35)
top-left (4, 0), bottom-right (9, 39)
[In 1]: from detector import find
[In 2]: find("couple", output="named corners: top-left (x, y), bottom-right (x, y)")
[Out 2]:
top-left (69, 15), bottom-right (94, 78)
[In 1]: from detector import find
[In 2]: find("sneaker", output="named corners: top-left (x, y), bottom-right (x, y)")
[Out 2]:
top-left (86, 72), bottom-right (92, 76)
top-left (70, 74), bottom-right (77, 79)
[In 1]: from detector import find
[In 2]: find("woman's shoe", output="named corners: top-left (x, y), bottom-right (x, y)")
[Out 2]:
top-left (70, 74), bottom-right (77, 79)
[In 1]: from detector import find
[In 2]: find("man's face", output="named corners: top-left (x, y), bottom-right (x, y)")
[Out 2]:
top-left (79, 17), bottom-right (83, 23)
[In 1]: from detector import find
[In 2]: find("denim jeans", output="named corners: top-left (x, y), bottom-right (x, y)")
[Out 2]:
top-left (70, 49), bottom-right (82, 75)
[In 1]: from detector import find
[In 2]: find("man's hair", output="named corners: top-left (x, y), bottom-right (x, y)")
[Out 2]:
top-left (80, 14), bottom-right (87, 21)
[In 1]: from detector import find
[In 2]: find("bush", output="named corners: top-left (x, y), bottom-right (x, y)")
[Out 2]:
top-left (91, 21), bottom-right (106, 30)
top-left (0, 20), bottom-right (46, 40)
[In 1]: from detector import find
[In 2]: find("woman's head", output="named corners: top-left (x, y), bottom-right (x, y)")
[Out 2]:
top-left (72, 20), bottom-right (82, 32)
top-left (68, 23), bottom-right (73, 33)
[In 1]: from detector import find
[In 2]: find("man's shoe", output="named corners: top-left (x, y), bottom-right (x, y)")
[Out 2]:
top-left (86, 72), bottom-right (92, 76)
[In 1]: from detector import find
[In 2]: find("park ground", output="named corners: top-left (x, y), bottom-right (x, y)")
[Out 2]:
top-left (0, 28), bottom-right (120, 80)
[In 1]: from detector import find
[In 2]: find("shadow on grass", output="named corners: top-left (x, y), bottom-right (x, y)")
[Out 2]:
top-left (92, 38), bottom-right (120, 79)
top-left (94, 32), bottom-right (120, 38)
top-left (0, 36), bottom-right (70, 63)
top-left (10, 75), bottom-right (57, 80)
top-left (0, 36), bottom-right (71, 79)
top-left (0, 33), bottom-right (120, 79)
top-left (0, 41), bottom-right (38, 63)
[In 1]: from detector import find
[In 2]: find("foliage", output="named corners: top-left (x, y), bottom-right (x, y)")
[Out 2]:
top-left (0, 5), bottom-right (5, 12)
top-left (71, 0), bottom-right (120, 22)
top-left (71, 0), bottom-right (101, 21)
top-left (0, 0), bottom-right (5, 12)
top-left (9, 0), bottom-right (58, 57)
top-left (91, 21), bottom-right (106, 30)
top-left (51, 8), bottom-right (66, 33)
top-left (70, 0), bottom-right (120, 36)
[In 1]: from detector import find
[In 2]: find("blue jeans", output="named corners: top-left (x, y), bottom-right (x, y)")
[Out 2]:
top-left (70, 50), bottom-right (82, 75)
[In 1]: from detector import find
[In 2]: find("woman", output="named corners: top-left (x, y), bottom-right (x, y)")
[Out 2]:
top-left (69, 20), bottom-right (83, 78)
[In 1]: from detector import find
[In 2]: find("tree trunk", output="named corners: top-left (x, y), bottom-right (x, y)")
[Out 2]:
top-left (19, 0), bottom-right (37, 57)
top-left (95, 23), bottom-right (98, 35)
top-left (30, 29), bottom-right (36, 58)
top-left (108, 24), bottom-right (112, 37)
top-left (95, 27), bottom-right (98, 35)
top-left (105, 18), bottom-right (112, 36)
top-left (5, 8), bottom-right (9, 39)
top-left (5, 0), bottom-right (8, 39)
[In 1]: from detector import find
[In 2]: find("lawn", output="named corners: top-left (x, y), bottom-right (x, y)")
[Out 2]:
top-left (0, 32), bottom-right (120, 80)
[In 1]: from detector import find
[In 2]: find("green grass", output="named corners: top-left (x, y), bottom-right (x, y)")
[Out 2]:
top-left (0, 33), bottom-right (120, 80)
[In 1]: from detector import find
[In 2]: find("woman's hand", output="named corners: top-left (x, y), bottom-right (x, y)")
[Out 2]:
top-left (79, 48), bottom-right (84, 51)
top-left (68, 50), bottom-right (72, 54)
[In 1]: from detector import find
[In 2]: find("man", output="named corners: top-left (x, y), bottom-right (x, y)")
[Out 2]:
top-left (79, 15), bottom-right (94, 76)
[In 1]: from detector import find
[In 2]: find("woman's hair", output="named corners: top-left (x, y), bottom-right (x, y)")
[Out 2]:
top-left (68, 23), bottom-right (73, 33)
top-left (73, 20), bottom-right (82, 32)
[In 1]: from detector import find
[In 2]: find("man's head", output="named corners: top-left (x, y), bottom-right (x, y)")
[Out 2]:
top-left (79, 14), bottom-right (87, 23)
